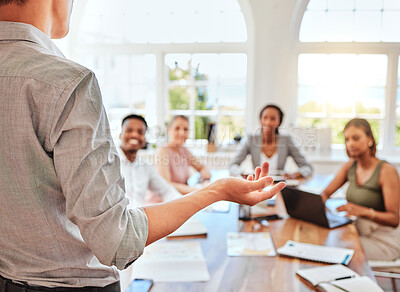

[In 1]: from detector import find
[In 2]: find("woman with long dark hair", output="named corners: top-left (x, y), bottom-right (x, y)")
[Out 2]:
top-left (322, 118), bottom-right (400, 260)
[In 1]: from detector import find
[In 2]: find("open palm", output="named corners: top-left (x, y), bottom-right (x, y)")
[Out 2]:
top-left (210, 162), bottom-right (286, 206)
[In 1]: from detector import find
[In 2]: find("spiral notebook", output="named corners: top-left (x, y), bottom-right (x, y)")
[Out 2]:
top-left (297, 264), bottom-right (383, 292)
top-left (277, 240), bottom-right (354, 265)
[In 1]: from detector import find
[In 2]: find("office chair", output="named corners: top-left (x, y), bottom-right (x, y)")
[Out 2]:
top-left (369, 259), bottom-right (400, 291)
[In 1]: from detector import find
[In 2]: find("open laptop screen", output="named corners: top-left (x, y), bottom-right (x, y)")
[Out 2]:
top-left (281, 186), bottom-right (351, 228)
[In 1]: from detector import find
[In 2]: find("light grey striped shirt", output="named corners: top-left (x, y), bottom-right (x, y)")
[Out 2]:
top-left (0, 21), bottom-right (148, 288)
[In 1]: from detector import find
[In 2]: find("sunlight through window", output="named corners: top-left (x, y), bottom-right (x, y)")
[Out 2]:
top-left (298, 54), bottom-right (386, 145)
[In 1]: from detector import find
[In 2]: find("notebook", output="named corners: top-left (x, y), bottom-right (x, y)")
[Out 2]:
top-left (319, 276), bottom-right (383, 292)
top-left (297, 264), bottom-right (359, 286)
top-left (281, 186), bottom-right (351, 228)
top-left (277, 240), bottom-right (354, 265)
top-left (297, 264), bottom-right (383, 292)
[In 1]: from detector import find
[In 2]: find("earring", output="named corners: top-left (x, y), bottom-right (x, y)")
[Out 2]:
top-left (368, 142), bottom-right (373, 147)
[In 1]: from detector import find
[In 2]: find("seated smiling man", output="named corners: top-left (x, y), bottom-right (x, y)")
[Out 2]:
top-left (118, 114), bottom-right (182, 207)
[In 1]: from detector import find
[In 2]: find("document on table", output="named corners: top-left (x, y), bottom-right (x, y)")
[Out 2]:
top-left (227, 232), bottom-right (276, 256)
top-left (318, 276), bottom-right (383, 292)
top-left (130, 241), bottom-right (210, 282)
top-left (167, 218), bottom-right (207, 237)
top-left (277, 240), bottom-right (354, 265)
top-left (297, 264), bottom-right (359, 286)
top-left (297, 264), bottom-right (383, 292)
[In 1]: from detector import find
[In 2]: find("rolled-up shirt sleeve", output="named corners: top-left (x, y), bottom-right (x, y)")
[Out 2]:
top-left (50, 70), bottom-right (148, 270)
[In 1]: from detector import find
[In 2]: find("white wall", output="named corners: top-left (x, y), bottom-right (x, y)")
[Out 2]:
top-left (245, 0), bottom-right (301, 131)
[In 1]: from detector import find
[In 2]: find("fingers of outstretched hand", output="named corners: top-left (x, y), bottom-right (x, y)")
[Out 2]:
top-left (260, 176), bottom-right (274, 188)
top-left (253, 181), bottom-right (286, 202)
top-left (270, 181), bottom-right (286, 194)
top-left (244, 176), bottom-right (274, 193)
top-left (234, 177), bottom-right (273, 201)
top-left (260, 162), bottom-right (270, 178)
top-left (254, 167), bottom-right (261, 180)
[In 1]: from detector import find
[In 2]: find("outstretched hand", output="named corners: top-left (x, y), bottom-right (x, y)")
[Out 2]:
top-left (144, 162), bottom-right (286, 246)
top-left (209, 162), bottom-right (286, 206)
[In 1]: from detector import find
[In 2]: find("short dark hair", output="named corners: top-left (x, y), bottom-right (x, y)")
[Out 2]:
top-left (259, 104), bottom-right (284, 134)
top-left (121, 114), bottom-right (148, 129)
top-left (0, 0), bottom-right (28, 5)
top-left (344, 118), bottom-right (376, 157)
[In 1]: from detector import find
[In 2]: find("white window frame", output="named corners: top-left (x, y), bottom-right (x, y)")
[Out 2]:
top-left (291, 0), bottom-right (400, 156)
top-left (165, 52), bottom-right (247, 142)
top-left (64, 0), bottom-right (254, 143)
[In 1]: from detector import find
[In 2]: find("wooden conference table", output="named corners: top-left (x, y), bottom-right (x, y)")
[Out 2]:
top-left (123, 175), bottom-right (374, 292)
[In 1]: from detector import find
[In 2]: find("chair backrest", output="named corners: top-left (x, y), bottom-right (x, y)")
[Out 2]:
top-left (369, 259), bottom-right (400, 270)
top-left (369, 260), bottom-right (400, 291)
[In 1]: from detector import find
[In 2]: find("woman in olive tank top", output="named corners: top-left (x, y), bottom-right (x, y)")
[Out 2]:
top-left (322, 118), bottom-right (400, 261)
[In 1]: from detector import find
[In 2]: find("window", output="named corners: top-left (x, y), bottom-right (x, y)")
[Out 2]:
top-left (297, 0), bottom-right (400, 152)
top-left (77, 55), bottom-right (156, 138)
top-left (298, 54), bottom-right (386, 145)
top-left (80, 0), bottom-right (246, 44)
top-left (69, 0), bottom-right (248, 144)
top-left (165, 54), bottom-right (246, 143)
top-left (300, 0), bottom-right (400, 42)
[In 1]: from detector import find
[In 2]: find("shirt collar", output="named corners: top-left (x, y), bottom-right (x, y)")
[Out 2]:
top-left (117, 146), bottom-right (143, 165)
top-left (117, 146), bottom-right (129, 163)
top-left (0, 21), bottom-right (64, 57)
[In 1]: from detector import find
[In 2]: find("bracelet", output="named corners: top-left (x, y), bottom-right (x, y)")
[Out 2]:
top-left (368, 208), bottom-right (376, 220)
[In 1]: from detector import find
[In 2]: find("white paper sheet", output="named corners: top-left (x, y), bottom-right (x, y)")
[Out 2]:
top-left (127, 241), bottom-right (210, 284)
top-left (297, 264), bottom-right (359, 286)
top-left (322, 276), bottom-right (384, 292)
top-left (227, 232), bottom-right (276, 256)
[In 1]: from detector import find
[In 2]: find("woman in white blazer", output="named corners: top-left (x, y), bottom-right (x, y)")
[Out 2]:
top-left (230, 104), bottom-right (313, 178)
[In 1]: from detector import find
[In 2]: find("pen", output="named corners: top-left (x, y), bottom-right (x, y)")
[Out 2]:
top-left (334, 275), bottom-right (354, 281)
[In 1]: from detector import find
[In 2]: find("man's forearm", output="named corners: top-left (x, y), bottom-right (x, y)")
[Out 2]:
top-left (142, 163), bottom-right (286, 246)
top-left (142, 184), bottom-right (219, 245)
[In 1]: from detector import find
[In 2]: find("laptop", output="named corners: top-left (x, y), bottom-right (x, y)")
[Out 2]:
top-left (281, 186), bottom-right (351, 228)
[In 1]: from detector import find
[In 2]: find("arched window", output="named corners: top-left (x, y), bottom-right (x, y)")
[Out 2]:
top-left (80, 0), bottom-right (246, 44)
top-left (66, 0), bottom-right (249, 145)
top-left (300, 0), bottom-right (400, 42)
top-left (296, 0), bottom-right (400, 153)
